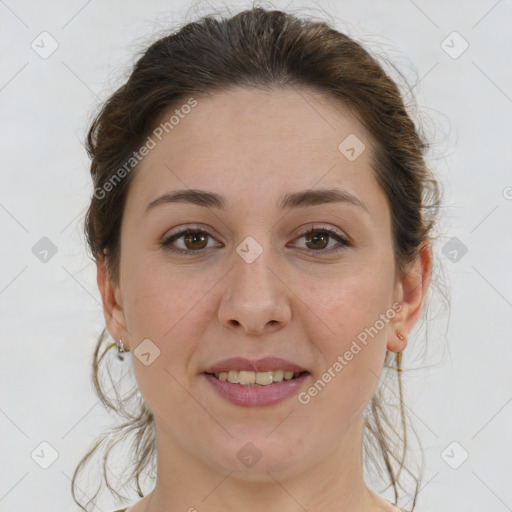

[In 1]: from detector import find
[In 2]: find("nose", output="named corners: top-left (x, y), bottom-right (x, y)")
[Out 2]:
top-left (217, 244), bottom-right (291, 335)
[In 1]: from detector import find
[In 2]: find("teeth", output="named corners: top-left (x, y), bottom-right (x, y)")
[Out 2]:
top-left (227, 370), bottom-right (239, 383)
top-left (214, 370), bottom-right (301, 386)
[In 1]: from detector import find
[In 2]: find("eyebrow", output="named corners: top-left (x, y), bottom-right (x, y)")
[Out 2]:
top-left (144, 188), bottom-right (369, 214)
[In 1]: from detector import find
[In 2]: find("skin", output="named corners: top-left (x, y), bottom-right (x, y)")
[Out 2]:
top-left (98, 86), bottom-right (432, 512)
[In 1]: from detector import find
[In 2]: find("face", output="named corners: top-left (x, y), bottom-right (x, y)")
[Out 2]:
top-left (102, 86), bottom-right (409, 481)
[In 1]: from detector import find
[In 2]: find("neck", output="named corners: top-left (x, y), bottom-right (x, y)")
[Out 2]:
top-left (141, 416), bottom-right (391, 512)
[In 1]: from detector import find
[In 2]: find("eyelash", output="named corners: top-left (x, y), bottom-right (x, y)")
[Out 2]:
top-left (160, 224), bottom-right (353, 256)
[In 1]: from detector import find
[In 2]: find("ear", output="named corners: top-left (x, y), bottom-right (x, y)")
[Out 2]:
top-left (96, 256), bottom-right (129, 349)
top-left (387, 242), bottom-right (433, 353)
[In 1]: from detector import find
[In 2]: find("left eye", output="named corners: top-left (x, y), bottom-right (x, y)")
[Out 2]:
top-left (161, 226), bottom-right (352, 255)
top-left (294, 227), bottom-right (351, 253)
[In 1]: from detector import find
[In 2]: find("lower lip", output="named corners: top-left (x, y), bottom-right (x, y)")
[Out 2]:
top-left (203, 373), bottom-right (310, 407)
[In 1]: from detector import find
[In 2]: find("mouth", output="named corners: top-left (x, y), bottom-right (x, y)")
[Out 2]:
top-left (205, 370), bottom-right (308, 387)
top-left (202, 356), bottom-right (310, 406)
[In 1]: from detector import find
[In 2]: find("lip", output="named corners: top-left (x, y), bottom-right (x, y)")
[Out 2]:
top-left (204, 356), bottom-right (307, 374)
top-left (203, 372), bottom-right (310, 407)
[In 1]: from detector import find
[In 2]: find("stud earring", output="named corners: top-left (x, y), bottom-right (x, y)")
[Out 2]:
top-left (396, 332), bottom-right (406, 341)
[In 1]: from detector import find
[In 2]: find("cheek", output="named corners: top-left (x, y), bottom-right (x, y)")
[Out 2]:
top-left (303, 260), bottom-right (391, 342)
top-left (299, 263), bottom-right (392, 408)
top-left (121, 266), bottom-right (215, 404)
top-left (123, 259), bottom-right (206, 337)
top-left (124, 267), bottom-right (207, 418)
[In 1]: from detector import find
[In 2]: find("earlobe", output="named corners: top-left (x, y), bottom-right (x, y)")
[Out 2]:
top-left (387, 242), bottom-right (433, 353)
top-left (96, 257), bottom-right (129, 348)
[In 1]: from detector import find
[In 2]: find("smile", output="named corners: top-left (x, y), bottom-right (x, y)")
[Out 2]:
top-left (209, 370), bottom-right (305, 386)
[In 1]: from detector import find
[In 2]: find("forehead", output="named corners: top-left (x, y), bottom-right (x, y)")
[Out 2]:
top-left (126, 86), bottom-right (387, 219)
top-left (151, 85), bottom-right (370, 162)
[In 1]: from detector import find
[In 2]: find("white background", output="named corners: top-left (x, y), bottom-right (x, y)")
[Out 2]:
top-left (1, 1), bottom-right (511, 511)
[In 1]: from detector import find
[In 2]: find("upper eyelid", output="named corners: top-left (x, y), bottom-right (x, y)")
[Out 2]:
top-left (163, 223), bottom-right (347, 237)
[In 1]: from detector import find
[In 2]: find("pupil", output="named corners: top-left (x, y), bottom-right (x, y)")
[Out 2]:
top-left (186, 232), bottom-right (207, 249)
top-left (307, 232), bottom-right (327, 249)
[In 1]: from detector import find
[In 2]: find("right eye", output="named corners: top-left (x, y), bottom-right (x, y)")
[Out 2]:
top-left (161, 228), bottom-right (222, 255)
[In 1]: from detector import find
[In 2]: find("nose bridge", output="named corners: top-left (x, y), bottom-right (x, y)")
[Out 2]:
top-left (231, 233), bottom-right (277, 302)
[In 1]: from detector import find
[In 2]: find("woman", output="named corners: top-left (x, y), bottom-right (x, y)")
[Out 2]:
top-left (72, 6), bottom-right (442, 512)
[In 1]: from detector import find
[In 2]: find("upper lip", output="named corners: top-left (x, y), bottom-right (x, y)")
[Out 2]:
top-left (204, 357), bottom-right (308, 374)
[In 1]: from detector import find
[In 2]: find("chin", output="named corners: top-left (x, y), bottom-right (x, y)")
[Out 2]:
top-left (205, 435), bottom-right (302, 477)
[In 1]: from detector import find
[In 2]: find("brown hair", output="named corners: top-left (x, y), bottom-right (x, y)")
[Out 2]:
top-left (72, 5), bottom-right (445, 511)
